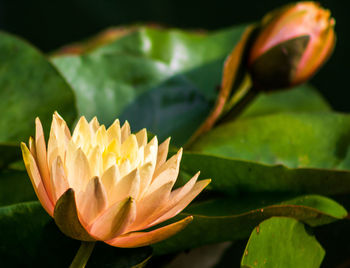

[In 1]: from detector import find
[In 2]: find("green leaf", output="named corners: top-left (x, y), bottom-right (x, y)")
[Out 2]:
top-left (0, 32), bottom-right (77, 147)
top-left (51, 25), bottom-right (247, 146)
top-left (239, 84), bottom-right (331, 119)
top-left (152, 194), bottom-right (346, 255)
top-left (187, 112), bottom-right (350, 195)
top-left (0, 169), bottom-right (36, 206)
top-left (0, 201), bottom-right (152, 267)
top-left (241, 217), bottom-right (324, 268)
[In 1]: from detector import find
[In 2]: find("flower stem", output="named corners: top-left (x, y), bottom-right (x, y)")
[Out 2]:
top-left (70, 241), bottom-right (96, 268)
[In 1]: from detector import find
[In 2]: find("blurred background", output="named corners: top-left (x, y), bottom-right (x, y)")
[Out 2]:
top-left (0, 0), bottom-right (348, 111)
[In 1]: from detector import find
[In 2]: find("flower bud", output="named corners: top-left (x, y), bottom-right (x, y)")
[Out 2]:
top-left (248, 2), bottom-right (335, 90)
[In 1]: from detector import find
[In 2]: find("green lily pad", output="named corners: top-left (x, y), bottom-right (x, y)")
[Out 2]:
top-left (239, 84), bottom-right (331, 119)
top-left (241, 217), bottom-right (324, 268)
top-left (51, 25), bottom-right (247, 146)
top-left (0, 31), bottom-right (77, 146)
top-left (186, 112), bottom-right (350, 195)
top-left (153, 194), bottom-right (346, 255)
top-left (0, 201), bottom-right (152, 267)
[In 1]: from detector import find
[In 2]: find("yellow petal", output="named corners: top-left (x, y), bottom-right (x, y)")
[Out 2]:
top-left (135, 128), bottom-right (147, 148)
top-left (119, 159), bottom-right (131, 177)
top-left (88, 146), bottom-right (102, 177)
top-left (106, 216), bottom-right (193, 248)
top-left (54, 188), bottom-right (95, 241)
top-left (138, 162), bottom-right (155, 199)
top-left (29, 136), bottom-right (37, 158)
top-left (94, 125), bottom-right (108, 148)
top-left (66, 148), bottom-right (91, 191)
top-left (101, 164), bottom-right (120, 196)
top-left (156, 137), bottom-right (170, 170)
top-left (107, 119), bottom-right (121, 144)
top-left (121, 121), bottom-right (131, 143)
top-left (144, 136), bottom-right (158, 165)
top-left (89, 197), bottom-right (136, 241)
top-left (50, 156), bottom-right (69, 203)
top-left (72, 116), bottom-right (92, 150)
top-left (121, 134), bottom-right (138, 165)
top-left (77, 177), bottom-right (108, 226)
top-left (109, 169), bottom-right (140, 205)
top-left (21, 143), bottom-right (54, 216)
top-left (35, 118), bottom-right (53, 202)
top-left (89, 116), bottom-right (100, 133)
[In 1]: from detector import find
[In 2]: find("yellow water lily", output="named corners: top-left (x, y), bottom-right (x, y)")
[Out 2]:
top-left (21, 112), bottom-right (210, 247)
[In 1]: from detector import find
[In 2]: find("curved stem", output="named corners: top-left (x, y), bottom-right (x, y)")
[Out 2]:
top-left (70, 241), bottom-right (96, 268)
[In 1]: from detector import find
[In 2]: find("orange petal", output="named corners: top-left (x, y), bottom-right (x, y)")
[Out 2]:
top-left (89, 197), bottom-right (136, 241)
top-left (106, 216), bottom-right (193, 248)
top-left (66, 148), bottom-right (91, 191)
top-left (128, 181), bottom-right (173, 231)
top-left (54, 188), bottom-right (94, 241)
top-left (21, 142), bottom-right (54, 216)
top-left (35, 118), bottom-right (54, 202)
top-left (148, 179), bottom-right (211, 228)
top-left (77, 176), bottom-right (108, 226)
top-left (148, 148), bottom-right (182, 194)
top-left (109, 169), bottom-right (140, 204)
top-left (155, 137), bottom-right (170, 170)
top-left (50, 156), bottom-right (69, 203)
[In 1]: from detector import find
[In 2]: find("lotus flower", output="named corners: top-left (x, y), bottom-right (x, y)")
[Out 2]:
top-left (248, 2), bottom-right (335, 89)
top-left (21, 112), bottom-right (210, 247)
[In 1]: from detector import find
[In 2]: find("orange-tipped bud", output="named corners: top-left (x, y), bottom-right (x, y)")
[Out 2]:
top-left (248, 2), bottom-right (336, 90)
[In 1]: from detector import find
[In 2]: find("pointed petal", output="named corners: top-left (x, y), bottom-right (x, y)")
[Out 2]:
top-left (66, 148), bottom-right (91, 191)
top-left (119, 159), bottom-right (131, 177)
top-left (138, 162), bottom-right (155, 199)
top-left (121, 121), bottom-right (131, 143)
top-left (35, 118), bottom-right (53, 202)
top-left (121, 134), bottom-right (139, 166)
top-left (54, 188), bottom-right (95, 241)
top-left (89, 116), bottom-right (100, 133)
top-left (128, 182), bottom-right (172, 231)
top-left (29, 136), bottom-right (37, 158)
top-left (148, 179), bottom-right (211, 227)
top-left (50, 156), bottom-right (69, 202)
top-left (156, 138), bottom-right (170, 170)
top-left (107, 119), bottom-right (121, 144)
top-left (89, 197), bottom-right (136, 241)
top-left (135, 128), bottom-right (147, 148)
top-left (147, 148), bottom-right (182, 194)
top-left (109, 169), bottom-right (140, 204)
top-left (106, 216), bottom-right (193, 248)
top-left (101, 164), bottom-right (120, 198)
top-left (94, 125), bottom-right (108, 148)
top-left (144, 136), bottom-right (158, 165)
top-left (21, 143), bottom-right (54, 216)
top-left (77, 177), bottom-right (108, 225)
top-left (72, 116), bottom-right (92, 149)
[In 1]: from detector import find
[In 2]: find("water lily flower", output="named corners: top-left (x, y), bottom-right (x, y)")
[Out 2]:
top-left (248, 2), bottom-right (335, 89)
top-left (21, 112), bottom-right (210, 247)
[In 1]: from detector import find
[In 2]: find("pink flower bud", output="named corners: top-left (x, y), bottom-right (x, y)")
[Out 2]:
top-left (248, 2), bottom-right (336, 89)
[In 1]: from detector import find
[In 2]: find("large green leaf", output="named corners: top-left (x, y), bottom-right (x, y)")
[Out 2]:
top-left (51, 26), bottom-right (247, 145)
top-left (187, 112), bottom-right (350, 195)
top-left (241, 217), bottom-right (324, 268)
top-left (239, 84), bottom-right (331, 119)
top-left (152, 194), bottom-right (346, 255)
top-left (0, 201), bottom-right (152, 267)
top-left (0, 32), bottom-right (77, 146)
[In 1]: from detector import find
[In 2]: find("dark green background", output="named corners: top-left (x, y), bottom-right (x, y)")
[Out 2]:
top-left (0, 0), bottom-right (348, 111)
